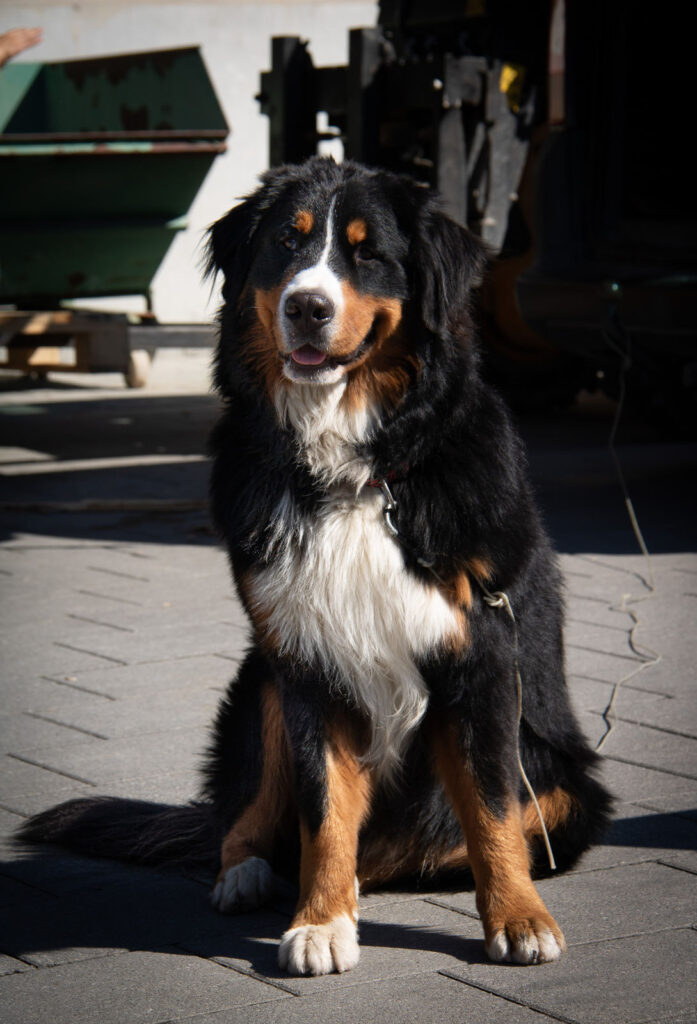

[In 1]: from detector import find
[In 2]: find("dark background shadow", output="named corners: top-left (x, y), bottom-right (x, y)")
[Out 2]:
top-left (1, 374), bottom-right (695, 552)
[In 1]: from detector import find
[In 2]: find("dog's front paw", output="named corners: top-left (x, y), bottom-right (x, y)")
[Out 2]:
top-left (485, 914), bottom-right (566, 965)
top-left (278, 914), bottom-right (360, 975)
top-left (210, 856), bottom-right (275, 913)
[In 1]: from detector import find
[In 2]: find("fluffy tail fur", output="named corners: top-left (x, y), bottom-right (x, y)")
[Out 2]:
top-left (16, 797), bottom-right (218, 872)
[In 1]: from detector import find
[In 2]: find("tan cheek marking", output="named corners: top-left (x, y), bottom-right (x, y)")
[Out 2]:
top-left (240, 287), bottom-right (286, 398)
top-left (218, 681), bottom-right (294, 875)
top-left (292, 720), bottom-right (372, 928)
top-left (346, 218), bottom-right (367, 246)
top-left (294, 210), bottom-right (314, 235)
top-left (331, 282), bottom-right (403, 359)
top-left (254, 285), bottom-right (283, 336)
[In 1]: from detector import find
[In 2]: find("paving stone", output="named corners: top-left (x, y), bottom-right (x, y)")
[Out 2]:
top-left (205, 898), bottom-right (485, 997)
top-left (565, 598), bottom-right (630, 630)
top-left (659, 849), bottom-right (697, 876)
top-left (0, 622), bottom-right (131, 676)
top-left (598, 720), bottom-right (697, 779)
top-left (0, 756), bottom-right (93, 813)
top-left (565, 645), bottom-right (645, 687)
top-left (101, 769), bottom-right (200, 804)
top-left (9, 726), bottom-right (209, 787)
top-left (444, 928), bottom-right (697, 1024)
top-left (2, 688), bottom-right (221, 747)
top-left (0, 871), bottom-right (55, 912)
top-left (566, 674), bottom-right (623, 714)
top-left (564, 618), bottom-right (639, 660)
top-left (180, 971), bottom-right (549, 1024)
top-left (0, 955), bottom-right (32, 978)
top-left (1, 838), bottom-right (161, 895)
top-left (40, 653), bottom-right (238, 701)
top-left (572, 800), bottom-right (697, 872)
top-left (14, 617), bottom-right (246, 669)
top-left (0, 673), bottom-right (116, 715)
top-left (1, 866), bottom-right (243, 967)
top-left (588, 689), bottom-right (697, 739)
top-left (0, 950), bottom-right (285, 1024)
top-left (431, 861), bottom-right (697, 946)
top-left (0, 808), bottom-right (24, 833)
top-left (600, 757), bottom-right (697, 806)
top-left (0, 712), bottom-right (108, 756)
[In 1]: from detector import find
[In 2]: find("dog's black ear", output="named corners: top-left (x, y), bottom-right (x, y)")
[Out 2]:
top-left (205, 196), bottom-right (262, 306)
top-left (413, 204), bottom-right (487, 336)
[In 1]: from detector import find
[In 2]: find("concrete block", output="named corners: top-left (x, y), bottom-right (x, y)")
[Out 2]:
top-left (209, 897), bottom-right (485, 997)
top-left (601, 756), bottom-right (697, 806)
top-left (0, 955), bottom-right (32, 978)
top-left (0, 950), bottom-right (286, 1024)
top-left (573, 800), bottom-right (697, 872)
top-left (11, 726), bottom-right (209, 787)
top-left (0, 712), bottom-right (107, 756)
top-left (0, 757), bottom-right (93, 814)
top-left (434, 862), bottom-right (696, 946)
top-left (444, 928), bottom-right (697, 1024)
top-left (42, 653), bottom-right (238, 702)
top-left (181, 971), bottom-right (550, 1024)
top-left (598, 719), bottom-right (697, 778)
top-left (1, 867), bottom-right (236, 967)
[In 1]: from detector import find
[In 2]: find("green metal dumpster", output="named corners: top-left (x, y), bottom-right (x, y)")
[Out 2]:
top-left (0, 46), bottom-right (228, 307)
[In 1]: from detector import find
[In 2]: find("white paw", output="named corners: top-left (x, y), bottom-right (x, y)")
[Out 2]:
top-left (210, 856), bottom-right (275, 913)
top-left (486, 925), bottom-right (565, 965)
top-left (278, 914), bottom-right (360, 976)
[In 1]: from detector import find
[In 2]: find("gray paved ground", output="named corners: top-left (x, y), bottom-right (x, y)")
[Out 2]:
top-left (0, 350), bottom-right (696, 1024)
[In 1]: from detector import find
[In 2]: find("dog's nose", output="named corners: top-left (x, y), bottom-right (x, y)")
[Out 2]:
top-left (284, 291), bottom-right (335, 333)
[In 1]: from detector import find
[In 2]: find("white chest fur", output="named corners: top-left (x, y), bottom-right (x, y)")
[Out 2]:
top-left (250, 382), bottom-right (462, 772)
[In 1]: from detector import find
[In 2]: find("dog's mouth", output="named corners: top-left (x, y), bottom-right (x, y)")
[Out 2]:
top-left (290, 345), bottom-right (330, 368)
top-left (283, 327), bottom-right (378, 381)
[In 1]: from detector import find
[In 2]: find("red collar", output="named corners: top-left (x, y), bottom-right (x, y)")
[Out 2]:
top-left (366, 463), bottom-right (408, 489)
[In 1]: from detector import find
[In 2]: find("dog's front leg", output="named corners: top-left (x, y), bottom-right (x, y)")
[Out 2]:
top-left (279, 710), bottom-right (372, 976)
top-left (433, 723), bottom-right (566, 965)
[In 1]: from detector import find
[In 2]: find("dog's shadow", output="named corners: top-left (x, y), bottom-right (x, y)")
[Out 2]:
top-left (5, 808), bottom-right (694, 978)
top-left (0, 849), bottom-right (488, 978)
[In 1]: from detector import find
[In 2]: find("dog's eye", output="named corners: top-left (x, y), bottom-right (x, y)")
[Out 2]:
top-left (354, 243), bottom-right (378, 264)
top-left (280, 233), bottom-right (298, 252)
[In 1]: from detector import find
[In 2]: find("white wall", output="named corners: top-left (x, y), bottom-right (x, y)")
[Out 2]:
top-left (1, 1), bottom-right (377, 321)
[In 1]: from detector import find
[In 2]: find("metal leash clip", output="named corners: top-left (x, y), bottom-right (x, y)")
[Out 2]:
top-left (378, 479), bottom-right (400, 537)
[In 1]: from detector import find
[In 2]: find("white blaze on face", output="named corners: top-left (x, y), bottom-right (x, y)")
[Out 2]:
top-left (278, 198), bottom-right (344, 354)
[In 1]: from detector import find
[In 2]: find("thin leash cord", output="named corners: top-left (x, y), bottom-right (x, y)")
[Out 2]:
top-left (479, 586), bottom-right (557, 871)
top-left (375, 480), bottom-right (557, 871)
top-left (594, 319), bottom-right (661, 751)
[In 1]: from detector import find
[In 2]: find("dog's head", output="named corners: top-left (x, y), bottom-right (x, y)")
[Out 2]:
top-left (208, 158), bottom-right (486, 402)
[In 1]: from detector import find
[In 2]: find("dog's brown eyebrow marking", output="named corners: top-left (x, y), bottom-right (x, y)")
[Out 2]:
top-left (346, 218), bottom-right (368, 246)
top-left (294, 210), bottom-right (314, 235)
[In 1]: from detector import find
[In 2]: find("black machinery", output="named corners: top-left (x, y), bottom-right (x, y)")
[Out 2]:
top-left (258, 0), bottom-right (696, 426)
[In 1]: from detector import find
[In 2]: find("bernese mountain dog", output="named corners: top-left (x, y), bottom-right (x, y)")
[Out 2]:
top-left (19, 157), bottom-right (611, 976)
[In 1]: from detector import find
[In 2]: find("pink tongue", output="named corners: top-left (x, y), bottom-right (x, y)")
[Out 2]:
top-left (291, 345), bottom-right (327, 366)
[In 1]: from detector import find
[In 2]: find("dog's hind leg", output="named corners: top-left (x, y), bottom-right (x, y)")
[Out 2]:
top-left (432, 723), bottom-right (566, 965)
top-left (211, 678), bottom-right (294, 913)
top-left (278, 714), bottom-right (372, 976)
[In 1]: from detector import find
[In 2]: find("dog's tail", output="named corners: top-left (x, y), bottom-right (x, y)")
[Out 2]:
top-left (15, 797), bottom-right (218, 872)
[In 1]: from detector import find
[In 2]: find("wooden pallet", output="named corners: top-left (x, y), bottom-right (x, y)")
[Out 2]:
top-left (0, 310), bottom-right (150, 387)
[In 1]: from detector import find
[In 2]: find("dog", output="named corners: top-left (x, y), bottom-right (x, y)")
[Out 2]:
top-left (19, 157), bottom-right (611, 976)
